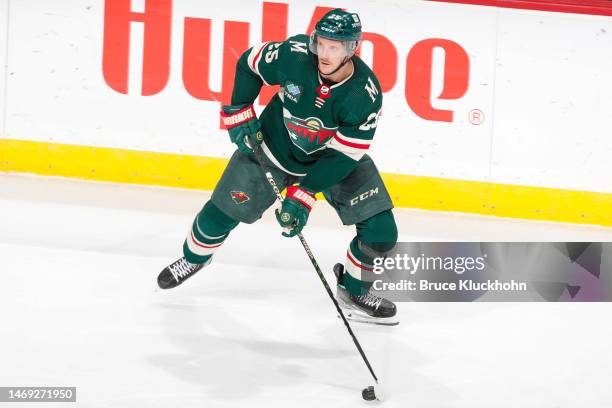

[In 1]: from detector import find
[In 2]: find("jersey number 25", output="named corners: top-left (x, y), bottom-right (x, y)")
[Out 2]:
top-left (264, 43), bottom-right (282, 63)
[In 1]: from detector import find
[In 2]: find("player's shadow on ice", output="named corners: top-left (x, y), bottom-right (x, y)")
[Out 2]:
top-left (146, 302), bottom-right (352, 400)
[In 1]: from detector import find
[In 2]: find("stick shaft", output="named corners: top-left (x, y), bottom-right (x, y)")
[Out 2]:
top-left (253, 147), bottom-right (379, 383)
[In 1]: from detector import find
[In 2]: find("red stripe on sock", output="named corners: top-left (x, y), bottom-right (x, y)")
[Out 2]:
top-left (346, 250), bottom-right (374, 273)
top-left (190, 231), bottom-right (224, 249)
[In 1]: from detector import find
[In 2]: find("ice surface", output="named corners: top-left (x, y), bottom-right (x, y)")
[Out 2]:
top-left (1, 173), bottom-right (611, 408)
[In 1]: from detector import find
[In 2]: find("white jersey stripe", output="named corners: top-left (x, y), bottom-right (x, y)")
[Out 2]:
top-left (328, 137), bottom-right (367, 161)
top-left (261, 141), bottom-right (307, 176)
top-left (246, 42), bottom-right (270, 86)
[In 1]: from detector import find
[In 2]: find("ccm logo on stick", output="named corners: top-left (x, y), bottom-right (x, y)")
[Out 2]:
top-left (350, 188), bottom-right (379, 206)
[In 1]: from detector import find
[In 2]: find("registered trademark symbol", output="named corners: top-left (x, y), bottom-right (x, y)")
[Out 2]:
top-left (469, 109), bottom-right (485, 125)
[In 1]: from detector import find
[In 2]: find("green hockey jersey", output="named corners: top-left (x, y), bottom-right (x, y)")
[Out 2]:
top-left (231, 34), bottom-right (383, 193)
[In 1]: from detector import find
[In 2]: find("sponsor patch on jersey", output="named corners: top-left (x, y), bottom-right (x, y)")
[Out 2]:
top-left (283, 81), bottom-right (303, 103)
top-left (284, 115), bottom-right (337, 154)
top-left (230, 191), bottom-right (250, 204)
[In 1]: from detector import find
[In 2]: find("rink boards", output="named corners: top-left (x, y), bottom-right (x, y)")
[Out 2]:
top-left (0, 0), bottom-right (611, 226)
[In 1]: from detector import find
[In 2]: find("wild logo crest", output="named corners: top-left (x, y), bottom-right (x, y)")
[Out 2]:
top-left (230, 191), bottom-right (250, 204)
top-left (283, 115), bottom-right (337, 154)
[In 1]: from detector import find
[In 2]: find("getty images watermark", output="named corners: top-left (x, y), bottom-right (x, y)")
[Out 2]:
top-left (366, 243), bottom-right (611, 302)
top-left (372, 252), bottom-right (527, 292)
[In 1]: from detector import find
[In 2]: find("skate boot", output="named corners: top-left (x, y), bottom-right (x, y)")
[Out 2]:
top-left (333, 263), bottom-right (398, 326)
top-left (157, 256), bottom-right (211, 289)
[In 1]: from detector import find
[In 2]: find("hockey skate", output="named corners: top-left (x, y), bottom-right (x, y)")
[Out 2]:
top-left (333, 263), bottom-right (399, 326)
top-left (157, 257), bottom-right (210, 289)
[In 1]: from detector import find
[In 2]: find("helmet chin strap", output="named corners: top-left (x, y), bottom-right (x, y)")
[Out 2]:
top-left (319, 55), bottom-right (351, 78)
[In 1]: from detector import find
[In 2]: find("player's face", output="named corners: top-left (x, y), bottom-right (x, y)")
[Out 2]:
top-left (316, 36), bottom-right (348, 75)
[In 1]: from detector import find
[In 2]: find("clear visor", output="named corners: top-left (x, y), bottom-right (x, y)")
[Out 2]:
top-left (309, 32), bottom-right (358, 57)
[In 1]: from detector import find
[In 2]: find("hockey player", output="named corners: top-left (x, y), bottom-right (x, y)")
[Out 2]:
top-left (157, 9), bottom-right (398, 325)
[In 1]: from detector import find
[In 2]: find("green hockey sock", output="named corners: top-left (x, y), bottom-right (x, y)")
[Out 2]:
top-left (343, 237), bottom-right (375, 296)
top-left (183, 201), bottom-right (239, 264)
top-left (343, 210), bottom-right (398, 296)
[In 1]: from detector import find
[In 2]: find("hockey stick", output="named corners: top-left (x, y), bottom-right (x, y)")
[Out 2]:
top-left (252, 141), bottom-right (380, 386)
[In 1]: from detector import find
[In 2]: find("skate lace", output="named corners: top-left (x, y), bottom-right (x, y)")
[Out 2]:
top-left (357, 292), bottom-right (383, 310)
top-left (169, 258), bottom-right (197, 282)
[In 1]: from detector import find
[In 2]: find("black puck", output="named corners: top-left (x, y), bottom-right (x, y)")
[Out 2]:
top-left (362, 385), bottom-right (376, 401)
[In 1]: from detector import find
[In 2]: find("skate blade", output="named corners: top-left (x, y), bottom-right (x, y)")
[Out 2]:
top-left (337, 308), bottom-right (399, 326)
top-left (336, 295), bottom-right (399, 326)
top-left (339, 313), bottom-right (399, 326)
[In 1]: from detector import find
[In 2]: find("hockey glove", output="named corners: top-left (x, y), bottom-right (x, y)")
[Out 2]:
top-left (221, 103), bottom-right (264, 155)
top-left (275, 185), bottom-right (316, 237)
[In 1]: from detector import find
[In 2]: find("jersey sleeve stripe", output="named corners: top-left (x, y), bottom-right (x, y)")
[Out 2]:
top-left (247, 42), bottom-right (270, 85)
top-left (333, 132), bottom-right (371, 149)
top-left (327, 137), bottom-right (368, 161)
top-left (250, 43), bottom-right (267, 71)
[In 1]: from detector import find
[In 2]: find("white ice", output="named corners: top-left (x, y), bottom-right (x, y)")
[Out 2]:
top-left (1, 173), bottom-right (611, 408)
